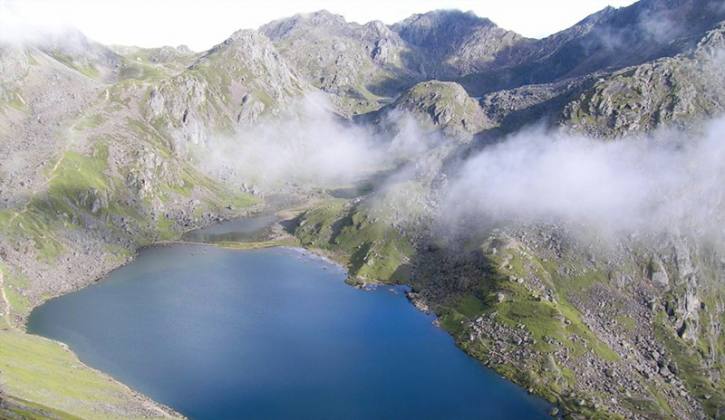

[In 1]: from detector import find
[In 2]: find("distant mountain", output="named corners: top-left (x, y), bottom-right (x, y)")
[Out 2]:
top-left (391, 10), bottom-right (527, 78)
top-left (147, 29), bottom-right (308, 148)
top-left (261, 0), bottom-right (725, 106)
top-left (260, 10), bottom-right (528, 112)
top-left (460, 0), bottom-right (725, 93)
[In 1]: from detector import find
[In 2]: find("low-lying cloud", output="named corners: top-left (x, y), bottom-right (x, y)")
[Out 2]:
top-left (198, 94), bottom-right (435, 191)
top-left (196, 94), bottom-right (725, 243)
top-left (443, 120), bottom-right (725, 239)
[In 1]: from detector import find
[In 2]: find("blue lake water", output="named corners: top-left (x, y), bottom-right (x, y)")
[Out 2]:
top-left (28, 245), bottom-right (551, 419)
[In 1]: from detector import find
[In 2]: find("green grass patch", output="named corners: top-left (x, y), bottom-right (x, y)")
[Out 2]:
top-left (294, 199), bottom-right (414, 283)
top-left (616, 315), bottom-right (636, 332)
top-left (655, 312), bottom-right (724, 417)
top-left (73, 113), bottom-right (106, 131)
top-left (456, 295), bottom-right (487, 318)
top-left (0, 330), bottom-right (178, 419)
top-left (47, 51), bottom-right (100, 79)
top-left (0, 395), bottom-right (80, 420)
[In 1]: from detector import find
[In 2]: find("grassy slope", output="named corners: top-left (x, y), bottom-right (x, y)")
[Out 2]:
top-left (294, 199), bottom-right (414, 284)
top-left (0, 330), bottom-right (174, 419)
top-left (435, 240), bottom-right (722, 418)
top-left (435, 243), bottom-right (625, 418)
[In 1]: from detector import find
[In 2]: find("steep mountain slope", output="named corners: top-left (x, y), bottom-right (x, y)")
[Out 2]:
top-left (147, 29), bottom-right (308, 150)
top-left (260, 11), bottom-right (419, 113)
top-left (460, 0), bottom-right (725, 94)
top-left (392, 10), bottom-right (528, 78)
top-left (563, 22), bottom-right (725, 137)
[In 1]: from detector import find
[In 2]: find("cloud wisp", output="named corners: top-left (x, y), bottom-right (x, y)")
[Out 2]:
top-left (197, 94), bottom-right (436, 192)
top-left (442, 120), bottom-right (725, 240)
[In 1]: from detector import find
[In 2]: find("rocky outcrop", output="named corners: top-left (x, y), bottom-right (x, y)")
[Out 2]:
top-left (146, 30), bottom-right (308, 151)
top-left (261, 11), bottom-right (420, 112)
top-left (375, 80), bottom-right (490, 138)
top-left (563, 23), bottom-right (725, 136)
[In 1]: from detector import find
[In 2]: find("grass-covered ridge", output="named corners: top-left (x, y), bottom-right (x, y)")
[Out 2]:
top-left (294, 199), bottom-right (414, 284)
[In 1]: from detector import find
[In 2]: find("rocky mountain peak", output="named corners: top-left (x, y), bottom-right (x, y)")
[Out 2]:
top-left (221, 29), bottom-right (273, 48)
top-left (303, 10), bottom-right (348, 26)
top-left (696, 21), bottom-right (725, 54)
top-left (198, 28), bottom-right (298, 78)
top-left (260, 10), bottom-right (352, 40)
top-left (392, 10), bottom-right (497, 47)
top-left (390, 10), bottom-right (528, 78)
top-left (259, 9), bottom-right (420, 107)
top-left (362, 20), bottom-right (398, 40)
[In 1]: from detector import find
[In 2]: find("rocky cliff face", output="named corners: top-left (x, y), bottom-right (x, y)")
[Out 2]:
top-left (260, 11), bottom-right (419, 113)
top-left (147, 30), bottom-right (308, 150)
top-left (563, 23), bottom-right (725, 137)
top-left (460, 0), bottom-right (725, 94)
top-left (392, 10), bottom-right (528, 78)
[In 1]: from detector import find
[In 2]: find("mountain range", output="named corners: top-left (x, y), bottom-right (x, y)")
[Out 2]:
top-left (1, 0), bottom-right (724, 418)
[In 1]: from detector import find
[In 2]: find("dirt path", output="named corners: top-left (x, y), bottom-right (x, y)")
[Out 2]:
top-left (7, 133), bottom-right (72, 226)
top-left (0, 270), bottom-right (11, 325)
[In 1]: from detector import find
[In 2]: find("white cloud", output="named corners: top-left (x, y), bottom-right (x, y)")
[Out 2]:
top-left (197, 94), bottom-right (432, 191)
top-left (442, 121), bottom-right (725, 239)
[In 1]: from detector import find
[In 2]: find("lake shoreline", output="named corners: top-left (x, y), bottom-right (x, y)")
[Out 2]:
top-left (20, 207), bottom-right (553, 419)
top-left (2, 206), bottom-right (312, 419)
top-left (28, 241), bottom-right (552, 419)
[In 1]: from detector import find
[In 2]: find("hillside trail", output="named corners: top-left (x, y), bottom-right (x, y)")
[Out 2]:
top-left (0, 270), bottom-right (11, 327)
top-left (6, 88), bottom-right (111, 227)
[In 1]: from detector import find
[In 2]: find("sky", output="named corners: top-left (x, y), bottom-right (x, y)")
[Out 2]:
top-left (1, 0), bottom-right (638, 51)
